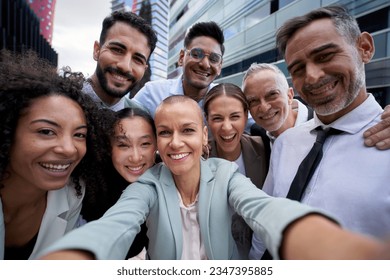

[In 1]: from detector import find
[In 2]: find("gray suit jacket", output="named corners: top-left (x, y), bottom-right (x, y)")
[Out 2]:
top-left (209, 133), bottom-right (267, 189)
top-left (39, 158), bottom-right (329, 260)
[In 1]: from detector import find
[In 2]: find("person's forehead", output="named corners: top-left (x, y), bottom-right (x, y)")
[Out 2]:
top-left (187, 36), bottom-right (221, 53)
top-left (285, 19), bottom-right (339, 56)
top-left (157, 101), bottom-right (202, 121)
top-left (105, 22), bottom-right (148, 45)
top-left (246, 70), bottom-right (279, 88)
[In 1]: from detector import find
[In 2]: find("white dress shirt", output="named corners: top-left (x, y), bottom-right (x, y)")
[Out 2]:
top-left (251, 94), bottom-right (390, 259)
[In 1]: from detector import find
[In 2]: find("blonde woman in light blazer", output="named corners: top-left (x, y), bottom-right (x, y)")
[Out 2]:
top-left (39, 96), bottom-right (389, 260)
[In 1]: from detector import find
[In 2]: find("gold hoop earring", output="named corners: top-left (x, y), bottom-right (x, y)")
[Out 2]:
top-left (202, 145), bottom-right (210, 160)
top-left (153, 150), bottom-right (160, 164)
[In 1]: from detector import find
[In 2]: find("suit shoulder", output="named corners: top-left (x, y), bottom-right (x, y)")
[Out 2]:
top-left (205, 158), bottom-right (239, 174)
top-left (241, 134), bottom-right (265, 152)
top-left (137, 163), bottom-right (165, 183)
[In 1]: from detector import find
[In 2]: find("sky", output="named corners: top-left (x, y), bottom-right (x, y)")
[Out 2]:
top-left (52, 0), bottom-right (111, 76)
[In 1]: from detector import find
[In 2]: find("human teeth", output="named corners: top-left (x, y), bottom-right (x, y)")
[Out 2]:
top-left (221, 135), bottom-right (234, 140)
top-left (112, 74), bottom-right (126, 81)
top-left (311, 83), bottom-right (335, 94)
top-left (261, 113), bottom-right (276, 120)
top-left (127, 166), bottom-right (143, 171)
top-left (195, 71), bottom-right (209, 77)
top-left (41, 163), bottom-right (70, 171)
top-left (170, 153), bottom-right (189, 160)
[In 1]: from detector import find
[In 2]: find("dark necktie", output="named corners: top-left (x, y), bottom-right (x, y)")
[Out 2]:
top-left (286, 127), bottom-right (342, 201)
top-left (261, 126), bottom-right (342, 261)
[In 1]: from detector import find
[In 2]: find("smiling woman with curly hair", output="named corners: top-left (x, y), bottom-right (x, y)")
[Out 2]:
top-left (0, 50), bottom-right (110, 260)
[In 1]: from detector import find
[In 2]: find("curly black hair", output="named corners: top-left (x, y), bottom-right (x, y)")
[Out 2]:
top-left (0, 50), bottom-right (110, 199)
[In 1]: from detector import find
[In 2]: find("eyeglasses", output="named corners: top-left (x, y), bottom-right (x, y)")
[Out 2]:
top-left (185, 48), bottom-right (222, 65)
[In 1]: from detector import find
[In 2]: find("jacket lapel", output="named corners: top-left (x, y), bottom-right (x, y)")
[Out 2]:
top-left (241, 135), bottom-right (265, 188)
top-left (159, 167), bottom-right (184, 258)
top-left (198, 160), bottom-right (216, 259)
top-left (30, 187), bottom-right (70, 259)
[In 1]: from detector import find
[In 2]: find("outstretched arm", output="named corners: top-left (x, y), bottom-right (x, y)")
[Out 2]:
top-left (281, 214), bottom-right (388, 260)
top-left (40, 250), bottom-right (94, 260)
top-left (364, 105), bottom-right (390, 150)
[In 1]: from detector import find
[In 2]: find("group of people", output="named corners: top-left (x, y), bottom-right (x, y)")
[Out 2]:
top-left (1, 5), bottom-right (390, 260)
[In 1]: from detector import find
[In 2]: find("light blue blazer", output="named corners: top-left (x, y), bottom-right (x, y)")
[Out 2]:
top-left (39, 158), bottom-right (330, 260)
top-left (0, 183), bottom-right (84, 259)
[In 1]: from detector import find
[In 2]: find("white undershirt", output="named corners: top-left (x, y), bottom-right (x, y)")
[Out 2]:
top-left (234, 152), bottom-right (246, 176)
top-left (176, 190), bottom-right (207, 259)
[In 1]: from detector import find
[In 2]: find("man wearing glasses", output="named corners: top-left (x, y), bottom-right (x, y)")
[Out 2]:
top-left (128, 21), bottom-right (254, 132)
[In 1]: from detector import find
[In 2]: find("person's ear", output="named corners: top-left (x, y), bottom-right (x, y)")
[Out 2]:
top-left (203, 126), bottom-right (208, 145)
top-left (287, 87), bottom-right (294, 104)
top-left (358, 32), bottom-right (375, 63)
top-left (93, 41), bottom-right (101, 61)
top-left (178, 49), bottom-right (185, 66)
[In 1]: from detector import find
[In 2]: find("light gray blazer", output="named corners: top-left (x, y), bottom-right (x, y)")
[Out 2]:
top-left (0, 183), bottom-right (84, 259)
top-left (39, 158), bottom-right (330, 260)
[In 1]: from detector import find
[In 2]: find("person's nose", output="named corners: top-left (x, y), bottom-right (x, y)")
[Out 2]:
top-left (169, 132), bottom-right (184, 149)
top-left (54, 135), bottom-right (78, 157)
top-left (128, 147), bottom-right (142, 162)
top-left (258, 101), bottom-right (271, 114)
top-left (198, 55), bottom-right (211, 68)
top-left (117, 54), bottom-right (133, 74)
top-left (221, 119), bottom-right (233, 131)
top-left (305, 62), bottom-right (325, 85)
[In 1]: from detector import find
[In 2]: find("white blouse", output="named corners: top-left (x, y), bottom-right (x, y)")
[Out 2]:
top-left (176, 190), bottom-right (207, 259)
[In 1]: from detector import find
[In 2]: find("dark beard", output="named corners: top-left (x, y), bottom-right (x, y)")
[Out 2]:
top-left (95, 65), bottom-right (137, 98)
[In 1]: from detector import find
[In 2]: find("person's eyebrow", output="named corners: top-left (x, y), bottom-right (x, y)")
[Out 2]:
top-left (31, 119), bottom-right (87, 130)
top-left (106, 41), bottom-right (147, 63)
top-left (287, 43), bottom-right (339, 72)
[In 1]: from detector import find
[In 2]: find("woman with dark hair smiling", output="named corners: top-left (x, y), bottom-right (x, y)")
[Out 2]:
top-left (0, 50), bottom-right (109, 259)
top-left (81, 107), bottom-right (157, 259)
top-left (204, 83), bottom-right (267, 258)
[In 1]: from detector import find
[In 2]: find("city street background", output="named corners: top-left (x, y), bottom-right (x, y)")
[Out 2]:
top-left (52, 0), bottom-right (110, 76)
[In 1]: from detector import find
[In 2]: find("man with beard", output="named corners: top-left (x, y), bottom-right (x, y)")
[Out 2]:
top-left (83, 11), bottom-right (157, 111)
top-left (244, 63), bottom-right (390, 172)
top-left (250, 5), bottom-right (390, 259)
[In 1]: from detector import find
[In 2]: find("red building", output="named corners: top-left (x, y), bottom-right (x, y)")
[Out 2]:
top-left (27, 0), bottom-right (56, 44)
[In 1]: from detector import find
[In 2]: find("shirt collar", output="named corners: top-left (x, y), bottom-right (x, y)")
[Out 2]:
top-left (312, 93), bottom-right (382, 134)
